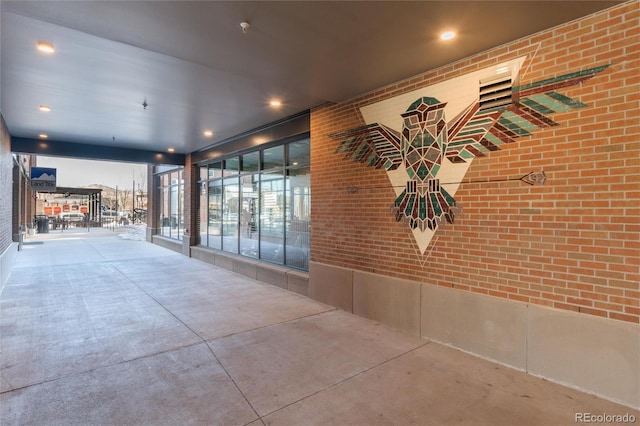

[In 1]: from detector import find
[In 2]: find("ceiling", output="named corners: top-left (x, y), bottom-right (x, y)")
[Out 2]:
top-left (1, 1), bottom-right (622, 157)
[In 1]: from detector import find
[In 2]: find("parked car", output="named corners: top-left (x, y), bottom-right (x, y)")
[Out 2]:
top-left (58, 212), bottom-right (86, 222)
top-left (101, 210), bottom-right (118, 221)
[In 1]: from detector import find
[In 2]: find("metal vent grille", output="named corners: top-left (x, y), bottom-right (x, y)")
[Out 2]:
top-left (479, 74), bottom-right (512, 111)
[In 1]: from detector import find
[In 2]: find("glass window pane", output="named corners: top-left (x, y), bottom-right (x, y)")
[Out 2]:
top-left (287, 139), bottom-right (310, 167)
top-left (207, 180), bottom-right (222, 250)
top-left (199, 177), bottom-right (208, 246)
top-left (161, 186), bottom-right (170, 236)
top-left (224, 157), bottom-right (239, 176)
top-left (285, 167), bottom-right (310, 269)
top-left (260, 170), bottom-right (284, 264)
top-left (170, 182), bottom-right (179, 238)
top-left (239, 174), bottom-right (259, 258)
top-left (208, 162), bottom-right (222, 179)
top-left (177, 181), bottom-right (184, 240)
top-left (157, 169), bottom-right (184, 241)
top-left (262, 146), bottom-right (284, 170)
top-left (222, 177), bottom-right (239, 253)
top-left (241, 152), bottom-right (260, 173)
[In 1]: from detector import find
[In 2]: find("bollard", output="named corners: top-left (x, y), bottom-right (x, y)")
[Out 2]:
top-left (18, 226), bottom-right (24, 251)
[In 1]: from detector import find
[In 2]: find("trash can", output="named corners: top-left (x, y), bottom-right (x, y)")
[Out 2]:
top-left (34, 215), bottom-right (50, 233)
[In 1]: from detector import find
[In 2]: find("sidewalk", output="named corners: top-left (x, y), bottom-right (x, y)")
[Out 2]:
top-left (1, 234), bottom-right (636, 425)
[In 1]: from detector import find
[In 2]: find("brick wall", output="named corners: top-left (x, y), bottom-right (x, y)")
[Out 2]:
top-left (1, 114), bottom-right (13, 256)
top-left (310, 1), bottom-right (639, 324)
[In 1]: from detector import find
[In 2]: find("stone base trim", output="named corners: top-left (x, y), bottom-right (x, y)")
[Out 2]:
top-left (309, 261), bottom-right (639, 409)
top-left (190, 246), bottom-right (308, 296)
top-left (151, 235), bottom-right (183, 253)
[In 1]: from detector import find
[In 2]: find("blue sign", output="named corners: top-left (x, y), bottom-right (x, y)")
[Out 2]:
top-left (30, 167), bottom-right (57, 191)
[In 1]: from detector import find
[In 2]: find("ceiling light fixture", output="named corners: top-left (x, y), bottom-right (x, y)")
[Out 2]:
top-left (440, 31), bottom-right (456, 41)
top-left (203, 130), bottom-right (213, 137)
top-left (39, 105), bottom-right (51, 112)
top-left (167, 148), bottom-right (175, 153)
top-left (240, 22), bottom-right (250, 34)
top-left (37, 42), bottom-right (55, 53)
top-left (270, 100), bottom-right (282, 107)
top-left (39, 133), bottom-right (48, 139)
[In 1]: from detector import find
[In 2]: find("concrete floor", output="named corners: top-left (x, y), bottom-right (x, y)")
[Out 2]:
top-left (1, 228), bottom-right (637, 425)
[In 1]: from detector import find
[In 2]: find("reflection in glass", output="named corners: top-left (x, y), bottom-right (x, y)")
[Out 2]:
top-left (263, 146), bottom-right (284, 170)
top-left (197, 138), bottom-right (310, 270)
top-left (177, 178), bottom-right (184, 240)
top-left (207, 180), bottom-right (222, 249)
top-left (285, 167), bottom-right (310, 269)
top-left (158, 169), bottom-right (185, 240)
top-left (224, 157), bottom-right (239, 176)
top-left (239, 174), bottom-right (259, 258)
top-left (242, 152), bottom-right (260, 173)
top-left (208, 162), bottom-right (222, 179)
top-left (222, 177), bottom-right (239, 253)
top-left (199, 167), bottom-right (208, 246)
top-left (161, 186), bottom-right (170, 237)
top-left (260, 171), bottom-right (284, 263)
top-left (287, 139), bottom-right (310, 167)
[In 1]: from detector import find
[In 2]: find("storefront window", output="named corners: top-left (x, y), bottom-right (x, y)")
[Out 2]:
top-left (208, 180), bottom-right (222, 249)
top-left (240, 174), bottom-right (259, 258)
top-left (260, 171), bottom-right (284, 263)
top-left (197, 137), bottom-right (310, 270)
top-left (157, 167), bottom-right (184, 240)
top-left (199, 167), bottom-right (208, 246)
top-left (263, 145), bottom-right (284, 170)
top-left (242, 151), bottom-right (260, 173)
top-left (287, 139), bottom-right (310, 167)
top-left (208, 162), bottom-right (222, 179)
top-left (223, 157), bottom-right (239, 176)
top-left (222, 176), bottom-right (239, 253)
top-left (285, 167), bottom-right (310, 269)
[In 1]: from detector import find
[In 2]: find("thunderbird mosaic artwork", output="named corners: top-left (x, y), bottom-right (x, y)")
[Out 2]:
top-left (330, 59), bottom-right (609, 253)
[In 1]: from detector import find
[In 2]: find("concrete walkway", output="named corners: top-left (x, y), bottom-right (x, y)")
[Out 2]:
top-left (1, 231), bottom-right (636, 425)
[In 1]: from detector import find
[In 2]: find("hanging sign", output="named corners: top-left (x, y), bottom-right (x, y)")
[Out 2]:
top-left (30, 167), bottom-right (57, 191)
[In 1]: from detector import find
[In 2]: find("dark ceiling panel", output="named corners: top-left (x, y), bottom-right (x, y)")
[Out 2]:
top-left (11, 137), bottom-right (185, 165)
top-left (0, 1), bottom-right (623, 158)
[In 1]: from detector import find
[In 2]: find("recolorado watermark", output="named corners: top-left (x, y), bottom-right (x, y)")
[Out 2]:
top-left (575, 413), bottom-right (637, 423)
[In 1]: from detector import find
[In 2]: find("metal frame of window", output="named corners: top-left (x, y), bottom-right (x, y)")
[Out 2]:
top-left (198, 137), bottom-right (309, 270)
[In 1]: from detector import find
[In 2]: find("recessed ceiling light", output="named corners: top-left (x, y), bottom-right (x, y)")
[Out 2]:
top-left (167, 148), bottom-right (175, 153)
top-left (203, 130), bottom-right (213, 137)
top-left (39, 105), bottom-right (51, 112)
top-left (39, 133), bottom-right (48, 139)
top-left (440, 31), bottom-right (455, 41)
top-left (269, 100), bottom-right (282, 107)
top-left (37, 42), bottom-right (55, 53)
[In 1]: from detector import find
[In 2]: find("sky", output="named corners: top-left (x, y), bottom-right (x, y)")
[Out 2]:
top-left (36, 156), bottom-right (147, 190)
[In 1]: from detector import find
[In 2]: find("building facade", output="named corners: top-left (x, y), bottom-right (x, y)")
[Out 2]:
top-left (3, 0), bottom-right (638, 410)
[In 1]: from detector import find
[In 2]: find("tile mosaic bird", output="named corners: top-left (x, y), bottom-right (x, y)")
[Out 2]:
top-left (330, 64), bottom-right (609, 231)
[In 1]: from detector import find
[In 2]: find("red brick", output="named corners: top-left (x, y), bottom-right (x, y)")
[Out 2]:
top-left (310, 2), bottom-right (639, 324)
